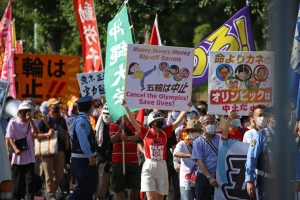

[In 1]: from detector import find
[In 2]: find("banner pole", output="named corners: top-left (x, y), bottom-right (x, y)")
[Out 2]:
top-left (122, 116), bottom-right (125, 175)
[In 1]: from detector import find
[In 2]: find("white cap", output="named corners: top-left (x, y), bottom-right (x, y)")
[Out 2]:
top-left (18, 101), bottom-right (34, 111)
top-left (147, 112), bottom-right (164, 125)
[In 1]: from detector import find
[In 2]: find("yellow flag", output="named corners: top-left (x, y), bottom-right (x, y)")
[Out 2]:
top-left (12, 20), bottom-right (16, 49)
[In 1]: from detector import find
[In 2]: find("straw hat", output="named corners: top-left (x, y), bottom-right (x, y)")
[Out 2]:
top-left (184, 120), bottom-right (201, 130)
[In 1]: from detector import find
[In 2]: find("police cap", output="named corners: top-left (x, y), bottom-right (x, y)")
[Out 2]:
top-left (76, 96), bottom-right (93, 111)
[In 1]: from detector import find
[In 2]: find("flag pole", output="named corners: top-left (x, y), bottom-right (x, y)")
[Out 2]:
top-left (122, 116), bottom-right (125, 175)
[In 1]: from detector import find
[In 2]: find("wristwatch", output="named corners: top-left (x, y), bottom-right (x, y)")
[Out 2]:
top-left (207, 175), bottom-right (212, 180)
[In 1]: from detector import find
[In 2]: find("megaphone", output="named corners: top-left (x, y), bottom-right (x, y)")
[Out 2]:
top-left (4, 99), bottom-right (22, 120)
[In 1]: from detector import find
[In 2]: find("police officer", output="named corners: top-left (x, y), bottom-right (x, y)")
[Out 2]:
top-left (69, 96), bottom-right (97, 200)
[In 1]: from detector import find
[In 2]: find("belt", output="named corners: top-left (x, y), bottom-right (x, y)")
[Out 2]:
top-left (255, 169), bottom-right (273, 178)
top-left (72, 152), bottom-right (97, 158)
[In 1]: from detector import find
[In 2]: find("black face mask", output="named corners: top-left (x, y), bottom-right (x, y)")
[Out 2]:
top-left (53, 107), bottom-right (60, 113)
top-left (22, 110), bottom-right (30, 118)
top-left (155, 121), bottom-right (164, 129)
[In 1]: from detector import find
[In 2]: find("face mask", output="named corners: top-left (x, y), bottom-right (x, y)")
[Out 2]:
top-left (102, 115), bottom-right (111, 123)
top-left (155, 121), bottom-right (164, 129)
top-left (189, 132), bottom-right (199, 140)
top-left (255, 116), bottom-right (268, 128)
top-left (186, 112), bottom-right (197, 121)
top-left (205, 124), bottom-right (216, 135)
top-left (22, 111), bottom-right (28, 118)
top-left (53, 107), bottom-right (60, 113)
top-left (230, 119), bottom-right (240, 127)
top-left (244, 122), bottom-right (251, 127)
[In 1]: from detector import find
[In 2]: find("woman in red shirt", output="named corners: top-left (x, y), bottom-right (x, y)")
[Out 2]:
top-left (122, 100), bottom-right (190, 200)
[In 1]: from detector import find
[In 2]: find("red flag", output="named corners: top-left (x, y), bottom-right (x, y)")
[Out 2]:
top-left (149, 14), bottom-right (161, 45)
top-left (16, 40), bottom-right (23, 54)
top-left (73, 0), bottom-right (103, 72)
top-left (0, 0), bottom-right (16, 98)
top-left (136, 108), bottom-right (145, 125)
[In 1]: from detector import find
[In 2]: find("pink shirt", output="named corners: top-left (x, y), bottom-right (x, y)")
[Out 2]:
top-left (5, 119), bottom-right (37, 165)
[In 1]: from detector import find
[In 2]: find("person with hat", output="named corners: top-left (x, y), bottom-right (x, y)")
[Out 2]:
top-left (122, 100), bottom-right (191, 200)
top-left (173, 120), bottom-right (202, 200)
top-left (6, 100), bottom-right (39, 200)
top-left (37, 97), bottom-right (68, 199)
top-left (69, 96), bottom-right (98, 200)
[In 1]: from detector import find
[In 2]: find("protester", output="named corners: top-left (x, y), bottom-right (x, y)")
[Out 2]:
top-left (218, 115), bottom-right (248, 141)
top-left (122, 99), bottom-right (190, 200)
top-left (37, 98), bottom-right (69, 199)
top-left (109, 115), bottom-right (140, 200)
top-left (95, 103), bottom-right (113, 200)
top-left (192, 111), bottom-right (235, 200)
top-left (174, 120), bottom-right (201, 200)
top-left (69, 96), bottom-right (98, 200)
top-left (6, 100), bottom-right (39, 200)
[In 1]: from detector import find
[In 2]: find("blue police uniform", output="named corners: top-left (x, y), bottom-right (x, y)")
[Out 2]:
top-left (69, 96), bottom-right (97, 200)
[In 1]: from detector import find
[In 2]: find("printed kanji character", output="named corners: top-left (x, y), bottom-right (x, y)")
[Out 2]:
top-left (109, 18), bottom-right (124, 42)
top-left (249, 105), bottom-right (255, 111)
top-left (255, 55), bottom-right (264, 64)
top-left (257, 90), bottom-right (264, 100)
top-left (97, 73), bottom-right (104, 81)
top-left (80, 75), bottom-right (88, 85)
top-left (212, 91), bottom-right (220, 103)
top-left (22, 79), bottom-right (43, 98)
top-left (265, 92), bottom-right (271, 101)
top-left (215, 54), bottom-right (225, 63)
top-left (110, 41), bottom-right (127, 66)
top-left (178, 82), bottom-right (188, 93)
top-left (249, 92), bottom-right (256, 101)
top-left (246, 55), bottom-right (254, 64)
top-left (231, 91), bottom-right (239, 101)
top-left (86, 47), bottom-right (100, 68)
top-left (222, 104), bottom-right (230, 112)
top-left (225, 54), bottom-right (235, 63)
top-left (111, 64), bottom-right (125, 87)
top-left (147, 84), bottom-right (155, 91)
top-left (78, 2), bottom-right (95, 23)
top-left (98, 84), bottom-right (105, 95)
top-left (240, 103), bottom-right (248, 111)
top-left (240, 90), bottom-right (248, 101)
top-left (48, 59), bottom-right (66, 78)
top-left (155, 84), bottom-right (163, 92)
top-left (231, 104), bottom-right (239, 111)
top-left (163, 84), bottom-right (171, 92)
top-left (91, 86), bottom-right (97, 96)
top-left (264, 57), bottom-right (272, 64)
top-left (171, 83), bottom-right (180, 93)
top-left (88, 74), bottom-right (95, 82)
top-left (112, 87), bottom-right (124, 105)
top-left (221, 91), bottom-right (229, 102)
top-left (236, 54), bottom-right (245, 64)
top-left (83, 25), bottom-right (98, 45)
top-left (83, 86), bottom-right (90, 96)
top-left (22, 57), bottom-right (44, 77)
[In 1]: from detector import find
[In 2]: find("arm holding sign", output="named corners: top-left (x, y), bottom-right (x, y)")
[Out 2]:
top-left (221, 110), bottom-right (240, 140)
top-left (122, 100), bottom-right (141, 134)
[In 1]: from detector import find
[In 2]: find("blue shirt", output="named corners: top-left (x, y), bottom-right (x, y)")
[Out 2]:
top-left (245, 129), bottom-right (268, 182)
top-left (71, 112), bottom-right (93, 158)
top-left (192, 134), bottom-right (220, 174)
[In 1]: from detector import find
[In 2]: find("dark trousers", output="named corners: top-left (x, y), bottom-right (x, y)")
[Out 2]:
top-left (12, 163), bottom-right (35, 200)
top-left (69, 158), bottom-right (97, 200)
top-left (195, 173), bottom-right (214, 200)
top-left (257, 176), bottom-right (274, 200)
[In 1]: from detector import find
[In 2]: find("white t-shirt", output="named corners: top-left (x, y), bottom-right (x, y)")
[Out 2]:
top-left (173, 141), bottom-right (196, 187)
top-left (243, 129), bottom-right (257, 143)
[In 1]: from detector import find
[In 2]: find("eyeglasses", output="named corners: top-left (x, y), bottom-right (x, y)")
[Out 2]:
top-left (202, 121), bottom-right (216, 126)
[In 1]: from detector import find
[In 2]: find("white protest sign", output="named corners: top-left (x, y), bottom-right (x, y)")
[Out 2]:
top-left (124, 44), bottom-right (194, 111)
top-left (208, 51), bottom-right (274, 115)
top-left (0, 80), bottom-right (9, 119)
top-left (77, 71), bottom-right (105, 99)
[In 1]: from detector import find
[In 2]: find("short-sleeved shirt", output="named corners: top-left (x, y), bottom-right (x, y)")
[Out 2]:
top-left (243, 129), bottom-right (257, 143)
top-left (192, 134), bottom-right (220, 174)
top-left (6, 119), bottom-right (38, 165)
top-left (218, 127), bottom-right (248, 141)
top-left (109, 122), bottom-right (138, 164)
top-left (139, 125), bottom-right (173, 161)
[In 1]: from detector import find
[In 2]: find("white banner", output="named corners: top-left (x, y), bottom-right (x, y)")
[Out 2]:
top-left (124, 44), bottom-right (194, 111)
top-left (77, 71), bottom-right (105, 99)
top-left (208, 51), bottom-right (274, 115)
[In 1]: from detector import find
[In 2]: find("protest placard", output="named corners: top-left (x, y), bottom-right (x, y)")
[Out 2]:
top-left (208, 51), bottom-right (274, 115)
top-left (15, 54), bottom-right (80, 103)
top-left (214, 139), bottom-right (253, 200)
top-left (77, 71), bottom-right (105, 99)
top-left (124, 44), bottom-right (194, 111)
top-left (0, 80), bottom-right (9, 118)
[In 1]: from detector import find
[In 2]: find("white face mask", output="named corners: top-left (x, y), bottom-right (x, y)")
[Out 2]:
top-left (255, 116), bottom-right (268, 128)
top-left (230, 119), bottom-right (241, 127)
top-left (189, 132), bottom-right (199, 140)
top-left (205, 124), bottom-right (216, 135)
top-left (244, 122), bottom-right (251, 127)
top-left (102, 115), bottom-right (111, 124)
